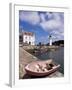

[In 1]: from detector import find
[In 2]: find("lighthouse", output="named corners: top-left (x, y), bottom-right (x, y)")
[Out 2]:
top-left (49, 35), bottom-right (52, 46)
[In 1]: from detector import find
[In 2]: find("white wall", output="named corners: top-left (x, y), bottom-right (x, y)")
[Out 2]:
top-left (23, 35), bottom-right (35, 45)
top-left (49, 39), bottom-right (52, 46)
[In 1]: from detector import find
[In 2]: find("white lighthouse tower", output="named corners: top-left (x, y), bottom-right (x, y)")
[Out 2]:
top-left (49, 35), bottom-right (52, 46)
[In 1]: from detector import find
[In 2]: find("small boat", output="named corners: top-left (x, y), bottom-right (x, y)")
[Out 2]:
top-left (25, 59), bottom-right (60, 77)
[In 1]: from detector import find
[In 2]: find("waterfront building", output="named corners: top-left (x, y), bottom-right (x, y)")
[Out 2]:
top-left (19, 31), bottom-right (35, 45)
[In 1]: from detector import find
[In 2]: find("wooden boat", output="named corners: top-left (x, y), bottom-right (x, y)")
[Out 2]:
top-left (25, 59), bottom-right (60, 76)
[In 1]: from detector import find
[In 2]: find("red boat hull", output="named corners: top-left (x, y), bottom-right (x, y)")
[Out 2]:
top-left (25, 60), bottom-right (60, 77)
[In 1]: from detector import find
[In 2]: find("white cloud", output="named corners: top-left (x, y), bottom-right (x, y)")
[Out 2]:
top-left (51, 30), bottom-right (63, 36)
top-left (50, 30), bottom-right (64, 40)
top-left (19, 11), bottom-right (40, 25)
top-left (19, 11), bottom-right (64, 40)
top-left (53, 13), bottom-right (61, 21)
top-left (40, 19), bottom-right (62, 30)
top-left (40, 13), bottom-right (63, 31)
top-left (40, 12), bottom-right (64, 40)
top-left (40, 14), bottom-right (46, 22)
top-left (46, 12), bottom-right (53, 19)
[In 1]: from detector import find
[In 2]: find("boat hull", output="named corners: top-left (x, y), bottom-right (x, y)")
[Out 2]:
top-left (25, 60), bottom-right (60, 77)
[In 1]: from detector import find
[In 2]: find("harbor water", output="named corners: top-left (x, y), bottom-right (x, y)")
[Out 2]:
top-left (35, 47), bottom-right (64, 74)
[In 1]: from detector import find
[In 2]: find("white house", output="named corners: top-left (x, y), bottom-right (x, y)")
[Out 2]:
top-left (19, 31), bottom-right (35, 45)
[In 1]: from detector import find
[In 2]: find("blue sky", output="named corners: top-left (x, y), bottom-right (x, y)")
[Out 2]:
top-left (19, 10), bottom-right (64, 44)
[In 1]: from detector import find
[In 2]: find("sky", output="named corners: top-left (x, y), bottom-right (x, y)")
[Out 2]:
top-left (19, 10), bottom-right (64, 44)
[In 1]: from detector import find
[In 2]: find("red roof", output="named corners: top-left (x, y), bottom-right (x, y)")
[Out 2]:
top-left (23, 31), bottom-right (34, 36)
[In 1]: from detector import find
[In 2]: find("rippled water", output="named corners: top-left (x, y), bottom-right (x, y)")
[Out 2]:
top-left (35, 47), bottom-right (64, 74)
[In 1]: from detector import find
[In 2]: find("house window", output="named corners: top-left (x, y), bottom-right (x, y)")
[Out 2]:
top-left (25, 41), bottom-right (27, 44)
top-left (25, 36), bottom-right (27, 39)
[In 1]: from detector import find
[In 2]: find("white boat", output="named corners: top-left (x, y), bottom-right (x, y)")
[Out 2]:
top-left (25, 59), bottom-right (60, 76)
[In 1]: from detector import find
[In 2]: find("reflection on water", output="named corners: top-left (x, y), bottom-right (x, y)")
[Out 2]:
top-left (35, 47), bottom-right (64, 74)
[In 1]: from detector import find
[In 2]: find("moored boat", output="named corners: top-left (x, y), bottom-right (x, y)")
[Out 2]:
top-left (25, 59), bottom-right (60, 76)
